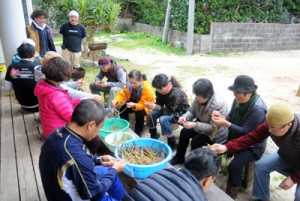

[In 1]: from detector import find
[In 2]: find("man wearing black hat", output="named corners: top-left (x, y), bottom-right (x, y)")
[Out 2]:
top-left (211, 75), bottom-right (268, 199)
top-left (89, 56), bottom-right (127, 108)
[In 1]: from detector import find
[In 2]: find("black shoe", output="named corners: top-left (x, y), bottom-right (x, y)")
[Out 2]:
top-left (167, 137), bottom-right (177, 150)
top-left (170, 156), bottom-right (185, 165)
top-left (151, 133), bottom-right (160, 139)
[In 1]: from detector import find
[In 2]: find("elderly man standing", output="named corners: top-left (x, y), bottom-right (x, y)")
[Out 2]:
top-left (211, 102), bottom-right (300, 201)
top-left (89, 56), bottom-right (127, 108)
top-left (59, 10), bottom-right (87, 68)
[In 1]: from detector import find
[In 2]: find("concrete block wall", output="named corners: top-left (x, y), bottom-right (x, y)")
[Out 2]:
top-left (133, 23), bottom-right (209, 53)
top-left (133, 22), bottom-right (300, 53)
top-left (211, 22), bottom-right (300, 52)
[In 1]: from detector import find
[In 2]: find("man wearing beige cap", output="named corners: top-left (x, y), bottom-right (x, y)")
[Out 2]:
top-left (59, 10), bottom-right (87, 68)
top-left (211, 102), bottom-right (300, 201)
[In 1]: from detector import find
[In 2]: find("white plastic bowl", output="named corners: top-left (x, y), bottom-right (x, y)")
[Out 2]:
top-left (104, 132), bottom-right (136, 152)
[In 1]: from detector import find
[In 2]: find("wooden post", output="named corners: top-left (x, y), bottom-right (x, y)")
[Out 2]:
top-left (186, 0), bottom-right (195, 55)
top-left (162, 0), bottom-right (172, 42)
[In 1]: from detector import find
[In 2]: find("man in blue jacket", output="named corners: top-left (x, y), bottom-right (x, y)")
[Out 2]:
top-left (39, 99), bottom-right (126, 201)
top-left (123, 148), bottom-right (221, 201)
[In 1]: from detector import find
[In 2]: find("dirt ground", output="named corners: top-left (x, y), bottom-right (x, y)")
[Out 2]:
top-left (103, 46), bottom-right (300, 201)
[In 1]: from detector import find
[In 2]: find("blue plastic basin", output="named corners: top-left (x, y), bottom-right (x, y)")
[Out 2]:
top-left (114, 138), bottom-right (172, 179)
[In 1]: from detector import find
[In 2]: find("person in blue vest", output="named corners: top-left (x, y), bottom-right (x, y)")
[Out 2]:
top-left (39, 99), bottom-right (126, 201)
top-left (211, 75), bottom-right (267, 199)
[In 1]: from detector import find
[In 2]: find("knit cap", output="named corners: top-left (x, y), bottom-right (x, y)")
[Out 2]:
top-left (22, 38), bottom-right (36, 47)
top-left (69, 10), bottom-right (79, 17)
top-left (266, 102), bottom-right (294, 125)
top-left (98, 56), bottom-right (111, 68)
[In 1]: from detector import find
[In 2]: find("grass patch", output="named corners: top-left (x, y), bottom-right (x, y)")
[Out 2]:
top-left (206, 51), bottom-right (244, 57)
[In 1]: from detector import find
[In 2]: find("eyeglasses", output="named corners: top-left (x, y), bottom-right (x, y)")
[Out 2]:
top-left (266, 123), bottom-right (286, 134)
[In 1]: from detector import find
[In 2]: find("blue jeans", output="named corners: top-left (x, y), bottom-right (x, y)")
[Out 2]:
top-left (147, 110), bottom-right (175, 135)
top-left (253, 152), bottom-right (300, 201)
top-left (95, 166), bottom-right (125, 201)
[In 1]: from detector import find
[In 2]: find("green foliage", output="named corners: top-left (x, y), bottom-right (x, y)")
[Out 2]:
top-left (117, 24), bottom-right (132, 33)
top-left (127, 0), bottom-right (290, 34)
top-left (130, 0), bottom-right (168, 26)
top-left (171, 0), bottom-right (286, 34)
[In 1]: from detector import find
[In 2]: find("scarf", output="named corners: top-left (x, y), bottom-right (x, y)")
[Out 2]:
top-left (227, 94), bottom-right (257, 141)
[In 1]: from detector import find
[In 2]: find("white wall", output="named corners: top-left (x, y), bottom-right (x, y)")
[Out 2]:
top-left (0, 0), bottom-right (27, 66)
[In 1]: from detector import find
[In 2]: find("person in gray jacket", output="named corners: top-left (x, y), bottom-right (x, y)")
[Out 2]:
top-left (123, 148), bottom-right (222, 201)
top-left (170, 78), bottom-right (228, 165)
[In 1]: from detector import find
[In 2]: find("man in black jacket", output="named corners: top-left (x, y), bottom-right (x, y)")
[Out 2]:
top-left (123, 148), bottom-right (221, 201)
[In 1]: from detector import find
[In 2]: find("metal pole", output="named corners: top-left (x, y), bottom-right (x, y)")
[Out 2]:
top-left (162, 0), bottom-right (172, 42)
top-left (186, 0), bottom-right (195, 55)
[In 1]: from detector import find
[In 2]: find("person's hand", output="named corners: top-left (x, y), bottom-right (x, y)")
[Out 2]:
top-left (76, 80), bottom-right (85, 87)
top-left (211, 115), bottom-right (226, 126)
top-left (111, 100), bottom-right (118, 107)
top-left (182, 121), bottom-right (197, 129)
top-left (145, 102), bottom-right (155, 109)
top-left (92, 95), bottom-right (104, 103)
top-left (126, 102), bottom-right (136, 108)
top-left (279, 176), bottom-right (295, 190)
top-left (99, 82), bottom-right (108, 87)
top-left (95, 81), bottom-right (101, 86)
top-left (112, 159), bottom-right (126, 173)
top-left (210, 144), bottom-right (227, 154)
top-left (211, 110), bottom-right (222, 118)
top-left (100, 155), bottom-right (118, 166)
top-left (177, 117), bottom-right (186, 124)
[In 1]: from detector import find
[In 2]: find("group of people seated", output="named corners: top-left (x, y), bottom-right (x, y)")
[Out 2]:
top-left (3, 9), bottom-right (300, 201)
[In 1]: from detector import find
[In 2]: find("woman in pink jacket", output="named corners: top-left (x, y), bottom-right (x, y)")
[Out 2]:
top-left (34, 57), bottom-right (80, 138)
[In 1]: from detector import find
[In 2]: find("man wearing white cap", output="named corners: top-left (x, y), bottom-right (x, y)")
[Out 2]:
top-left (59, 10), bottom-right (87, 68)
top-left (211, 102), bottom-right (300, 201)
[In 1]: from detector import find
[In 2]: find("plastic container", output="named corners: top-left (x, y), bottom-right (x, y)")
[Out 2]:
top-left (99, 118), bottom-right (129, 139)
top-left (114, 138), bottom-right (172, 179)
top-left (104, 132), bottom-right (136, 152)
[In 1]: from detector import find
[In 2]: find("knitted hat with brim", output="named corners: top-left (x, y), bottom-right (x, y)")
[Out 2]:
top-left (266, 102), bottom-right (294, 125)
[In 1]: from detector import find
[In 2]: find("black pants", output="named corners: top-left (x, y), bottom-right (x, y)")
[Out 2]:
top-left (174, 128), bottom-right (212, 160)
top-left (120, 105), bottom-right (146, 136)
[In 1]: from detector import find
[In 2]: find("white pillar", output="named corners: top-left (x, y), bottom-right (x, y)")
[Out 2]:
top-left (0, 0), bottom-right (27, 66)
top-left (186, 0), bottom-right (195, 55)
